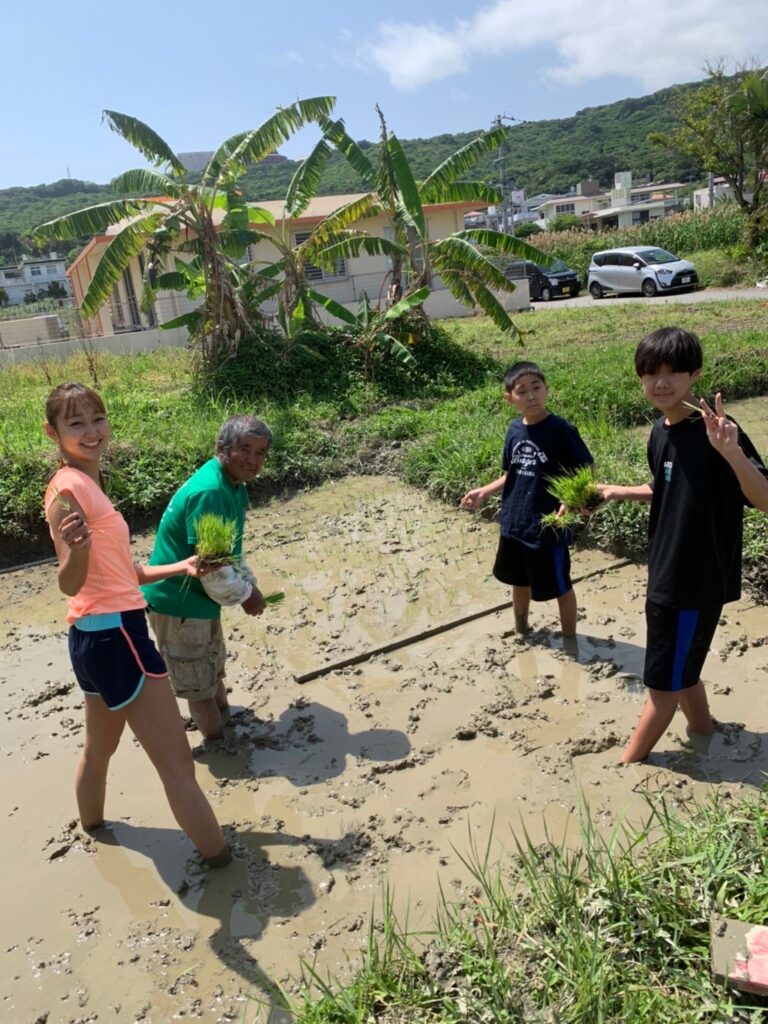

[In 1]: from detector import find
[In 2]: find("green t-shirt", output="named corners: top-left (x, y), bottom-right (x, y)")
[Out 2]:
top-left (142, 458), bottom-right (249, 619)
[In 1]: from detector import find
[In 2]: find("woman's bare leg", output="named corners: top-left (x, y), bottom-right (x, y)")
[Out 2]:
top-left (125, 678), bottom-right (227, 859)
top-left (76, 695), bottom-right (126, 830)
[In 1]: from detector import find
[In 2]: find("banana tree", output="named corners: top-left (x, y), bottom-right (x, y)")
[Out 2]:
top-left (309, 286), bottom-right (428, 381)
top-left (239, 116), bottom-right (405, 325)
top-left (34, 99), bottom-right (336, 366)
top-left (294, 108), bottom-right (551, 335)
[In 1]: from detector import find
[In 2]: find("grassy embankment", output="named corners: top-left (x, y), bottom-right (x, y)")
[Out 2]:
top-left (1, 300), bottom-right (766, 586)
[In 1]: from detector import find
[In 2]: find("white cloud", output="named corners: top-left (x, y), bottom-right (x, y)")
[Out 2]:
top-left (359, 22), bottom-right (468, 89)
top-left (358, 0), bottom-right (768, 92)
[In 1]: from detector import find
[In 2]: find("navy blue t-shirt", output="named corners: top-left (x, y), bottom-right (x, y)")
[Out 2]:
top-left (499, 413), bottom-right (594, 550)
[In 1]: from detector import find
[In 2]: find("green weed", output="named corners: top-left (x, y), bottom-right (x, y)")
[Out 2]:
top-left (281, 789), bottom-right (768, 1023)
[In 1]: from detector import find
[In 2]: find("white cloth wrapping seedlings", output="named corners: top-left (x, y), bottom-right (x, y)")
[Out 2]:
top-left (200, 561), bottom-right (256, 606)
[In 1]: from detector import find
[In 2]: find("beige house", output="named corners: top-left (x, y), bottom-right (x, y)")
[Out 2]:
top-left (68, 193), bottom-right (528, 337)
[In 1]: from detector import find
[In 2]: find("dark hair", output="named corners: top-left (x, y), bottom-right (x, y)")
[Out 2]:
top-left (634, 327), bottom-right (703, 377)
top-left (216, 415), bottom-right (272, 454)
top-left (503, 361), bottom-right (546, 391)
top-left (45, 382), bottom-right (106, 427)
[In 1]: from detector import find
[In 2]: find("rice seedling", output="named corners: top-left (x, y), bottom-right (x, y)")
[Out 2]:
top-left (264, 591), bottom-right (285, 605)
top-left (540, 466), bottom-right (602, 534)
top-left (540, 509), bottom-right (584, 531)
top-left (194, 512), bottom-right (238, 569)
top-left (545, 466), bottom-right (602, 512)
top-left (50, 486), bottom-right (75, 513)
top-left (682, 399), bottom-right (706, 415)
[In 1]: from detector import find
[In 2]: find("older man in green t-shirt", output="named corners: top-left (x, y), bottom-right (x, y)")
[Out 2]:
top-left (143, 415), bottom-right (271, 739)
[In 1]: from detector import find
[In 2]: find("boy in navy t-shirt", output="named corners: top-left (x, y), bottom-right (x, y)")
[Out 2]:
top-left (598, 327), bottom-right (768, 764)
top-left (462, 361), bottom-right (594, 640)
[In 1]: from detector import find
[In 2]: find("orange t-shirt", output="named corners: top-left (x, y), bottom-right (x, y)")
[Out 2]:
top-left (44, 467), bottom-right (146, 625)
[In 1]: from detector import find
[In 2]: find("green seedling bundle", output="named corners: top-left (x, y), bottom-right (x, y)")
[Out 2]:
top-left (194, 513), bottom-right (239, 569)
top-left (540, 466), bottom-right (602, 532)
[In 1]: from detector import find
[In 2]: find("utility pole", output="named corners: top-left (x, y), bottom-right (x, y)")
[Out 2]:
top-left (492, 113), bottom-right (521, 234)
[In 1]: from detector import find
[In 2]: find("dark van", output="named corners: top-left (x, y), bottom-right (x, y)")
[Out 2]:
top-left (504, 259), bottom-right (580, 301)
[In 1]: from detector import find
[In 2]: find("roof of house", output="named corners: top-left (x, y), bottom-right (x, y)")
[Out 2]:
top-left (69, 191), bottom-right (479, 273)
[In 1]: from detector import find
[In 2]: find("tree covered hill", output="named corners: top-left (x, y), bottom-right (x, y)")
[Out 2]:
top-left (0, 80), bottom-right (703, 244)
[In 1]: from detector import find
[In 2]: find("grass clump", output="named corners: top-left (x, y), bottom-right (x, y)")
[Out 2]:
top-left (284, 789), bottom-right (768, 1023)
top-left (194, 513), bottom-right (238, 568)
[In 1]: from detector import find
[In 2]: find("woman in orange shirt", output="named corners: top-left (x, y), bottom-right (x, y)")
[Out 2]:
top-left (44, 382), bottom-right (230, 866)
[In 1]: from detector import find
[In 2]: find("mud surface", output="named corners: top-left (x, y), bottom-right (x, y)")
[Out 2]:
top-left (2, 474), bottom-right (767, 1023)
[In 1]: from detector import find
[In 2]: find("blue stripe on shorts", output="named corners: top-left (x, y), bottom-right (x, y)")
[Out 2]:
top-left (671, 609), bottom-right (700, 692)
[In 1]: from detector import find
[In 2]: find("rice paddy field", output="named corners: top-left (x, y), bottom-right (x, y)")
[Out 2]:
top-left (1, 297), bottom-right (767, 1023)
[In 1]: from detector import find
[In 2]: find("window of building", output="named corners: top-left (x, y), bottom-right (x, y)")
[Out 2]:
top-left (46, 267), bottom-right (58, 275)
top-left (30, 267), bottom-right (42, 276)
top-left (294, 232), bottom-right (347, 281)
top-left (4, 270), bottom-right (22, 280)
top-left (554, 203), bottom-right (576, 214)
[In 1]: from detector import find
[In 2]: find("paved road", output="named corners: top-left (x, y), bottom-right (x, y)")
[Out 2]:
top-left (535, 286), bottom-right (768, 311)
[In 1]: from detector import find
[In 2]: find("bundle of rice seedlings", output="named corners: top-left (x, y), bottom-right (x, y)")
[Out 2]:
top-left (541, 466), bottom-right (602, 533)
top-left (194, 513), bottom-right (238, 569)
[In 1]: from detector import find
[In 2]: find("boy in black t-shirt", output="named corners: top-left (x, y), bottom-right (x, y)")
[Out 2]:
top-left (461, 361), bottom-right (594, 641)
top-left (598, 327), bottom-right (768, 764)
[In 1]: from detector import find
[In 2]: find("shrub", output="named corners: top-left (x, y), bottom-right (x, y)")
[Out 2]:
top-left (514, 222), bottom-right (542, 238)
top-left (201, 319), bottom-right (500, 406)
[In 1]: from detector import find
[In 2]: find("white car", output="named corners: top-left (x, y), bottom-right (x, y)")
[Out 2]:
top-left (587, 246), bottom-right (699, 299)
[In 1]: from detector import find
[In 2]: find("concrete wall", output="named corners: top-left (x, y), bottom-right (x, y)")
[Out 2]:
top-left (0, 315), bottom-right (66, 348)
top-left (0, 326), bottom-right (189, 368)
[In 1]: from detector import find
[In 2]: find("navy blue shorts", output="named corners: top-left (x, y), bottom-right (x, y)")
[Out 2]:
top-left (68, 609), bottom-right (167, 710)
top-left (492, 535), bottom-right (572, 601)
top-left (643, 600), bottom-right (722, 692)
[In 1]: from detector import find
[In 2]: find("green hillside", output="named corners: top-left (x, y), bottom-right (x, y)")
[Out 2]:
top-left (0, 80), bottom-right (703, 245)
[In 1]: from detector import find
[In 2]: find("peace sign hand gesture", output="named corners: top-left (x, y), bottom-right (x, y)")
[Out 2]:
top-left (699, 392), bottom-right (739, 457)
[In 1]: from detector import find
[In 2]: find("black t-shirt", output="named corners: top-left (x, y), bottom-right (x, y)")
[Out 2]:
top-left (499, 413), bottom-right (593, 550)
top-left (646, 413), bottom-right (767, 607)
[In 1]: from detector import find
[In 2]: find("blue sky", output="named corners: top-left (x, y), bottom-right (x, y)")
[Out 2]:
top-left (3, 0), bottom-right (766, 190)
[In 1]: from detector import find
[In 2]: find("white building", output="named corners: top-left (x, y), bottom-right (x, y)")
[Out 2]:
top-left (692, 176), bottom-right (750, 210)
top-left (537, 173), bottom-right (686, 231)
top-left (0, 253), bottom-right (72, 306)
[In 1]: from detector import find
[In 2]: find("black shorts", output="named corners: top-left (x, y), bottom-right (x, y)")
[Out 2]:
top-left (492, 534), bottom-right (572, 602)
top-left (68, 609), bottom-right (167, 710)
top-left (643, 600), bottom-right (722, 692)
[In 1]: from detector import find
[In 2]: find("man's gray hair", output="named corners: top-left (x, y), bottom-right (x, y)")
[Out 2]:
top-left (216, 415), bottom-right (272, 453)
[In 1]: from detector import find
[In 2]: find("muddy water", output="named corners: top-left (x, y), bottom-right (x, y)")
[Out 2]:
top-left (2, 476), bottom-right (767, 1023)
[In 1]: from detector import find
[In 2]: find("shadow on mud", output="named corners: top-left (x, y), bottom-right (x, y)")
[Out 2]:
top-left (197, 700), bottom-right (411, 787)
top-left (90, 817), bottom-right (375, 1020)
